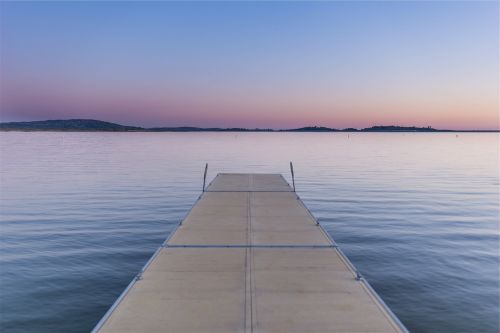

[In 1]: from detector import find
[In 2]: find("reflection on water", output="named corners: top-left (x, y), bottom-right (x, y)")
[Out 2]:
top-left (0, 132), bottom-right (498, 333)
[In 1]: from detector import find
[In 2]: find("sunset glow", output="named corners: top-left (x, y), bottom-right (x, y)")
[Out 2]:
top-left (1, 1), bottom-right (498, 130)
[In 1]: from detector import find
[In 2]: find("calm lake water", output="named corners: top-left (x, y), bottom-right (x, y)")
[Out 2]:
top-left (0, 132), bottom-right (498, 333)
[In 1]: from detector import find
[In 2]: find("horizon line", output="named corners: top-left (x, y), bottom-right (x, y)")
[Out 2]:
top-left (0, 118), bottom-right (499, 132)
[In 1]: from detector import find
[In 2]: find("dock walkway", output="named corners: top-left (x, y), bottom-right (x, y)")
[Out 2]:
top-left (93, 173), bottom-right (408, 333)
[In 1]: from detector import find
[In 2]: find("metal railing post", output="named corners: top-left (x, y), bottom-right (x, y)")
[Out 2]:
top-left (290, 161), bottom-right (295, 192)
top-left (202, 163), bottom-right (208, 192)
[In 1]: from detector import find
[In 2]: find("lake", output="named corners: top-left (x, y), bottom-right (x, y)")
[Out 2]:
top-left (0, 132), bottom-right (498, 333)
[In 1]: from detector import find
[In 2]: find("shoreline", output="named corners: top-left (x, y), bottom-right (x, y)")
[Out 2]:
top-left (0, 129), bottom-right (498, 133)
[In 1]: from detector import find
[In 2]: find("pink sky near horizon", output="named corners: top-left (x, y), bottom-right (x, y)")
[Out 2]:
top-left (2, 76), bottom-right (497, 130)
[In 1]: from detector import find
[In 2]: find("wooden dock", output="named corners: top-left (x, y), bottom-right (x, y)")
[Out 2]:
top-left (92, 173), bottom-right (408, 333)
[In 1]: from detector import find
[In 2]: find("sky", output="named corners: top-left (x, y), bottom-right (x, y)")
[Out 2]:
top-left (0, 1), bottom-right (498, 130)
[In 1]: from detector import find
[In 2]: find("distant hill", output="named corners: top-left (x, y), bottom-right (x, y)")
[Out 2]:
top-left (0, 119), bottom-right (143, 131)
top-left (362, 125), bottom-right (439, 132)
top-left (1, 119), bottom-right (494, 132)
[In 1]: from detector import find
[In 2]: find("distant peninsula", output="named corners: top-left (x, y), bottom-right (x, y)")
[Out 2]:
top-left (0, 119), bottom-right (496, 132)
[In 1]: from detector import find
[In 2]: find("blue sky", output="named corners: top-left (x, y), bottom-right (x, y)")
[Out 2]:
top-left (1, 1), bottom-right (498, 129)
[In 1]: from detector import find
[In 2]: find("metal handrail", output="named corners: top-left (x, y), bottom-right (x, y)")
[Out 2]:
top-left (202, 163), bottom-right (208, 192)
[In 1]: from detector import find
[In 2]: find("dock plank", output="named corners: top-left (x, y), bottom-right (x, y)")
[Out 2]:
top-left (93, 174), bottom-right (407, 333)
